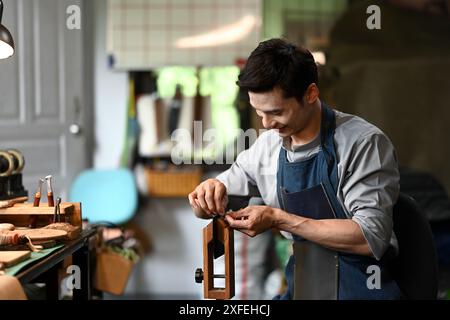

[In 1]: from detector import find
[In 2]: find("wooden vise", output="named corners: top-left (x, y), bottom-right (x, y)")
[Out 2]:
top-left (195, 217), bottom-right (234, 299)
top-left (194, 195), bottom-right (252, 300)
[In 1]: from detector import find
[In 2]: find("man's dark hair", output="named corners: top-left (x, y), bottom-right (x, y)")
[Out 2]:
top-left (237, 38), bottom-right (318, 101)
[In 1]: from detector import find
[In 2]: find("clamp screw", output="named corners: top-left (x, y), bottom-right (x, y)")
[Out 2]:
top-left (195, 268), bottom-right (203, 283)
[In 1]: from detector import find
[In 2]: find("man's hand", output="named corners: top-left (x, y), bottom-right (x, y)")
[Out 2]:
top-left (188, 179), bottom-right (228, 219)
top-left (225, 205), bottom-right (276, 237)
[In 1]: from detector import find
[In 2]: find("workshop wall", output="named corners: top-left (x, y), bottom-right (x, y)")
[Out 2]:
top-left (263, 0), bottom-right (347, 40)
top-left (321, 0), bottom-right (450, 195)
top-left (93, 0), bottom-right (128, 169)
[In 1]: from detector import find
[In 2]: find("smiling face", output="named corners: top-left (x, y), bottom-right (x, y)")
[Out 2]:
top-left (249, 86), bottom-right (320, 143)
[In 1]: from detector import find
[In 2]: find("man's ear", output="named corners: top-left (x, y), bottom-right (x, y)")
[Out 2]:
top-left (305, 83), bottom-right (319, 104)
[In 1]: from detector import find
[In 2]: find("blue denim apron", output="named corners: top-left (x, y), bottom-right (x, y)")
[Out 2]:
top-left (274, 104), bottom-right (402, 300)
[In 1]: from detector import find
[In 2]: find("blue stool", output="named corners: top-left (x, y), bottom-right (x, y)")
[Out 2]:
top-left (70, 168), bottom-right (138, 225)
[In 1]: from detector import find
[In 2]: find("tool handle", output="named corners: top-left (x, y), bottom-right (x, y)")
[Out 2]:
top-left (33, 193), bottom-right (41, 207)
top-left (47, 193), bottom-right (54, 207)
top-left (28, 193), bottom-right (41, 228)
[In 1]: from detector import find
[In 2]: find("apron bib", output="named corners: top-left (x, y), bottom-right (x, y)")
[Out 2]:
top-left (274, 104), bottom-right (402, 300)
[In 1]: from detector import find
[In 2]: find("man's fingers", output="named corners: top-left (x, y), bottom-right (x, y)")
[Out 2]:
top-left (196, 190), bottom-right (211, 214)
top-left (221, 195), bottom-right (228, 213)
top-left (188, 192), bottom-right (198, 209)
top-left (194, 199), bottom-right (213, 216)
top-left (225, 214), bottom-right (250, 229)
top-left (189, 179), bottom-right (228, 216)
top-left (214, 184), bottom-right (226, 215)
top-left (204, 187), bottom-right (216, 213)
top-left (227, 209), bottom-right (250, 219)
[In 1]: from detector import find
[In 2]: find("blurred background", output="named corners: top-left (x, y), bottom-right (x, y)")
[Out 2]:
top-left (1, 0), bottom-right (450, 299)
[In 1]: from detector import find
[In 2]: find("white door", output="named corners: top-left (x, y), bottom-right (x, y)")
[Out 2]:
top-left (0, 0), bottom-right (91, 199)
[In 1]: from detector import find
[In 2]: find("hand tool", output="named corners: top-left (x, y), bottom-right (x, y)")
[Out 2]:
top-left (53, 197), bottom-right (61, 223)
top-left (33, 179), bottom-right (43, 207)
top-left (45, 175), bottom-right (54, 207)
top-left (0, 196), bottom-right (28, 209)
top-left (28, 178), bottom-right (44, 228)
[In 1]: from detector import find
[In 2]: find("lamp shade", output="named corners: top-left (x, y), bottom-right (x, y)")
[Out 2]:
top-left (0, 0), bottom-right (14, 59)
top-left (0, 24), bottom-right (14, 59)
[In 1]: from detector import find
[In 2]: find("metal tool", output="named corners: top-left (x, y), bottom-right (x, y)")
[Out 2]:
top-left (33, 178), bottom-right (43, 207)
top-left (28, 178), bottom-right (44, 228)
top-left (53, 197), bottom-right (61, 223)
top-left (45, 175), bottom-right (54, 207)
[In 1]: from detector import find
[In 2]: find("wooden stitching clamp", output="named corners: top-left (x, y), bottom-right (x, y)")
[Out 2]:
top-left (195, 217), bottom-right (234, 300)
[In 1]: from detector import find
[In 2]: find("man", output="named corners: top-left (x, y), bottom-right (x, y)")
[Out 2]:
top-left (188, 38), bottom-right (402, 299)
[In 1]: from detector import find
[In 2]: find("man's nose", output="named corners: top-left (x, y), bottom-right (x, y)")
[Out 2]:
top-left (262, 116), bottom-right (275, 129)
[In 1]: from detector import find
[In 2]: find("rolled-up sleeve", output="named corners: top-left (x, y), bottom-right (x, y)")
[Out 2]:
top-left (216, 142), bottom-right (260, 198)
top-left (341, 133), bottom-right (400, 260)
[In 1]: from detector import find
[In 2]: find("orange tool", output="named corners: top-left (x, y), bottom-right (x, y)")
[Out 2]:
top-left (45, 175), bottom-right (54, 207)
top-left (28, 178), bottom-right (44, 228)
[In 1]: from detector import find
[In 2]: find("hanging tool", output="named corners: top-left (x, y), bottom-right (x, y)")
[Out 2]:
top-left (53, 197), bottom-right (61, 223)
top-left (28, 178), bottom-right (44, 228)
top-left (45, 175), bottom-right (54, 207)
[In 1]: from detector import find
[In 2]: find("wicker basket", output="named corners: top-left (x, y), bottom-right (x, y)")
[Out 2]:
top-left (145, 167), bottom-right (202, 197)
top-left (94, 250), bottom-right (134, 296)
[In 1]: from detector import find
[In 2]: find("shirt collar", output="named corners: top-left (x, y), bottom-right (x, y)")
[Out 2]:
top-left (281, 133), bottom-right (321, 152)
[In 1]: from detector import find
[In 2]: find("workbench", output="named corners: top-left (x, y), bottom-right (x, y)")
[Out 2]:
top-left (13, 228), bottom-right (97, 300)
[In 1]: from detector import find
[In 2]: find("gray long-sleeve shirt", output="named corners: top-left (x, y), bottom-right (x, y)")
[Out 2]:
top-left (216, 109), bottom-right (400, 260)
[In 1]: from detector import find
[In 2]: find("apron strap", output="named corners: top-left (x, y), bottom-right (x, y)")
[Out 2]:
top-left (276, 147), bottom-right (287, 209)
top-left (318, 104), bottom-right (347, 219)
